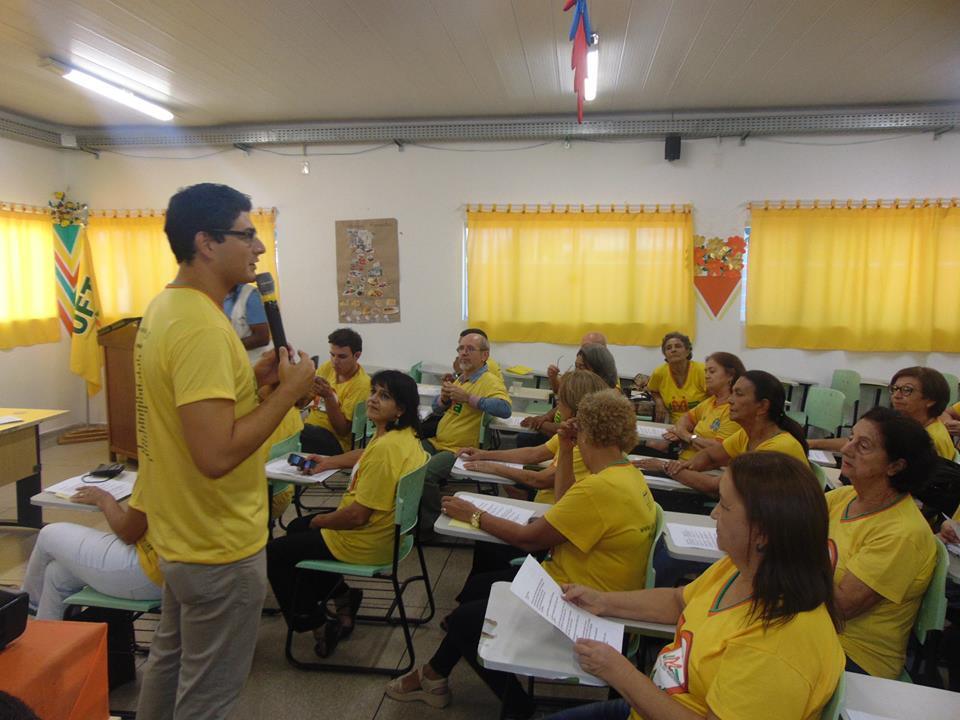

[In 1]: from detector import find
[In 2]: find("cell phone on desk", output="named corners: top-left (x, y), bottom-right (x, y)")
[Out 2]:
top-left (287, 453), bottom-right (317, 472)
top-left (88, 463), bottom-right (125, 478)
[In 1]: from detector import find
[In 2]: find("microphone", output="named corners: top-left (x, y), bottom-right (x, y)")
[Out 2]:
top-left (254, 272), bottom-right (288, 361)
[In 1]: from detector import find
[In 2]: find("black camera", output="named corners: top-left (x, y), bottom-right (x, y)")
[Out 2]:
top-left (287, 453), bottom-right (317, 472)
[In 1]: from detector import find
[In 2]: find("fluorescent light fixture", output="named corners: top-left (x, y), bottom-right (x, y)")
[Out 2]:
top-left (585, 34), bottom-right (599, 102)
top-left (41, 58), bottom-right (174, 121)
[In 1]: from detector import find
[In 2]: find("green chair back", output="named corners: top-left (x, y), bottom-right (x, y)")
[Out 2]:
top-left (396, 463), bottom-right (428, 536)
top-left (914, 539), bottom-right (949, 645)
top-left (524, 400), bottom-right (553, 416)
top-left (478, 411), bottom-right (494, 449)
top-left (809, 461), bottom-right (829, 491)
top-left (351, 402), bottom-right (370, 448)
top-left (804, 387), bottom-right (846, 436)
top-left (830, 369), bottom-right (861, 424)
top-left (408, 361), bottom-right (423, 383)
top-left (645, 504), bottom-right (665, 589)
top-left (820, 672), bottom-right (845, 720)
top-left (942, 372), bottom-right (959, 407)
top-left (268, 433), bottom-right (301, 461)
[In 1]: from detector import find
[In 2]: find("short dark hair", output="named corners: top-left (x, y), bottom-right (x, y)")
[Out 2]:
top-left (859, 406), bottom-right (937, 494)
top-left (740, 370), bottom-right (809, 454)
top-left (576, 343), bottom-right (618, 389)
top-left (890, 366), bottom-right (951, 418)
top-left (729, 452), bottom-right (841, 631)
top-left (705, 351), bottom-right (746, 388)
top-left (661, 331), bottom-right (693, 360)
top-left (370, 370), bottom-right (421, 436)
top-left (328, 328), bottom-right (362, 354)
top-left (460, 327), bottom-right (488, 339)
top-left (164, 183), bottom-right (252, 263)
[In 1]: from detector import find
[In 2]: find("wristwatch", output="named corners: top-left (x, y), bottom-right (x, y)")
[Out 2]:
top-left (689, 434), bottom-right (699, 442)
top-left (470, 510), bottom-right (485, 529)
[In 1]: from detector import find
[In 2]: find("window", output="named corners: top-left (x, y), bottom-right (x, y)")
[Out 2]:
top-left (746, 201), bottom-right (960, 352)
top-left (465, 207), bottom-right (695, 345)
top-left (0, 208), bottom-right (60, 349)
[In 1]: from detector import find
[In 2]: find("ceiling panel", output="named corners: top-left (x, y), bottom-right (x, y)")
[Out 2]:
top-left (0, 0), bottom-right (957, 130)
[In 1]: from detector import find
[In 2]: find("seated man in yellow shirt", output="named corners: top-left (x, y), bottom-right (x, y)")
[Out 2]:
top-left (301, 328), bottom-right (370, 455)
top-left (420, 332), bottom-right (511, 536)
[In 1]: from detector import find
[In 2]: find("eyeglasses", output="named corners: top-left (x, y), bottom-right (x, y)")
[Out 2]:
top-left (456, 345), bottom-right (483, 354)
top-left (888, 384), bottom-right (917, 397)
top-left (207, 228), bottom-right (258, 243)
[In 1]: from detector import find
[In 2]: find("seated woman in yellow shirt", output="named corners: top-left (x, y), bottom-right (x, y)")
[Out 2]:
top-left (646, 332), bottom-right (706, 424)
top-left (385, 390), bottom-right (658, 718)
top-left (550, 452), bottom-right (844, 720)
top-left (827, 406), bottom-right (938, 679)
top-left (644, 352), bottom-right (745, 459)
top-left (811, 366), bottom-right (955, 460)
top-left (266, 370), bottom-right (428, 657)
top-left (637, 370), bottom-right (808, 495)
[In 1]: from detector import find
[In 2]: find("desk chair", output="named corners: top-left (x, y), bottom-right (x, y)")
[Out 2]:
top-left (803, 387), bottom-right (846, 439)
top-left (284, 463), bottom-right (434, 676)
top-left (351, 401), bottom-right (371, 449)
top-left (408, 361), bottom-right (423, 383)
top-left (809, 462), bottom-right (829, 491)
top-left (899, 539), bottom-right (949, 686)
top-left (64, 588), bottom-right (161, 689)
top-left (943, 372), bottom-right (959, 407)
top-left (830, 369), bottom-right (861, 429)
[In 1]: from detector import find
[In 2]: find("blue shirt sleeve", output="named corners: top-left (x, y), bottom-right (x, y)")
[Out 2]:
top-left (245, 288), bottom-right (267, 325)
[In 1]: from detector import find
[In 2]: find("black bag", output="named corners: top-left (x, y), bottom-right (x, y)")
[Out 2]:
top-left (915, 456), bottom-right (960, 522)
top-left (66, 606), bottom-right (137, 689)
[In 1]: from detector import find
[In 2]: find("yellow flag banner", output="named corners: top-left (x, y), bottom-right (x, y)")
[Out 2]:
top-left (69, 225), bottom-right (103, 395)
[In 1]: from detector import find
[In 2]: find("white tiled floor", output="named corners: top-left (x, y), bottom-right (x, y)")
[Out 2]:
top-left (1, 437), bottom-right (600, 718)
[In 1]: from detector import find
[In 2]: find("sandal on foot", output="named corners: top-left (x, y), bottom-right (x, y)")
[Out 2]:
top-left (385, 666), bottom-right (451, 708)
top-left (335, 588), bottom-right (363, 639)
top-left (313, 619), bottom-right (342, 658)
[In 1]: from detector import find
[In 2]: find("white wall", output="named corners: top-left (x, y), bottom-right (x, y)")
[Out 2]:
top-left (0, 137), bottom-right (93, 432)
top-left (3, 130), bottom-right (959, 427)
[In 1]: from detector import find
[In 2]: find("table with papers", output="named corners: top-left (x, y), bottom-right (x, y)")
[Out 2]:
top-left (449, 457), bottom-right (524, 485)
top-left (31, 470), bottom-right (137, 511)
top-left (843, 671), bottom-right (960, 718)
top-left (662, 510), bottom-right (723, 563)
top-left (1, 407), bottom-right (68, 527)
top-left (434, 493), bottom-right (550, 544)
top-left (264, 456), bottom-right (345, 487)
top-left (488, 413), bottom-right (538, 434)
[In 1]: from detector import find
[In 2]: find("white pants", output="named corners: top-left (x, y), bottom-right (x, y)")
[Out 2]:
top-left (21, 522), bottom-right (161, 620)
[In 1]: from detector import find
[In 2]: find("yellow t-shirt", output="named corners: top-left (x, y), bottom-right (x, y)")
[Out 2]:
top-left (648, 362), bottom-right (707, 423)
top-left (305, 361), bottom-right (370, 451)
top-left (722, 428), bottom-right (808, 465)
top-left (487, 357), bottom-right (503, 380)
top-left (322, 427), bottom-right (428, 565)
top-left (925, 419), bottom-right (956, 460)
top-left (679, 396), bottom-right (742, 461)
top-left (826, 486), bottom-right (937, 678)
top-left (535, 434), bottom-right (590, 504)
top-left (134, 534), bottom-right (163, 587)
top-left (130, 286), bottom-right (267, 565)
top-left (542, 463), bottom-right (657, 592)
top-left (642, 556), bottom-right (844, 720)
top-left (434, 367), bottom-right (510, 453)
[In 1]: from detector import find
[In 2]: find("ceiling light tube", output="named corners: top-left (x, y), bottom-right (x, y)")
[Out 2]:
top-left (42, 58), bottom-right (174, 122)
top-left (585, 34), bottom-right (599, 102)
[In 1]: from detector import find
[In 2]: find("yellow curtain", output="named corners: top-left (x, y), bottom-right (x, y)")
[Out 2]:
top-left (746, 202), bottom-right (960, 351)
top-left (0, 208), bottom-right (60, 349)
top-left (467, 208), bottom-right (694, 345)
top-left (87, 209), bottom-right (278, 324)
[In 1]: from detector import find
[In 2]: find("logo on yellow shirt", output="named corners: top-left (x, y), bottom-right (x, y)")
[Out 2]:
top-left (652, 627), bottom-right (692, 695)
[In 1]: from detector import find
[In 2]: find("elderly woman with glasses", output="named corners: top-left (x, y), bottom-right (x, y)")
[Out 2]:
top-left (827, 407), bottom-right (939, 678)
top-left (646, 332), bottom-right (706, 424)
top-left (810, 366), bottom-right (955, 460)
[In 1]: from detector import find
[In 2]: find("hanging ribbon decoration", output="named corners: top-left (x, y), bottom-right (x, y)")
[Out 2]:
top-left (564, 0), bottom-right (593, 123)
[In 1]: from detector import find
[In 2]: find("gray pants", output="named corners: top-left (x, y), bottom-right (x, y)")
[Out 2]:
top-left (136, 548), bottom-right (267, 720)
top-left (420, 442), bottom-right (456, 537)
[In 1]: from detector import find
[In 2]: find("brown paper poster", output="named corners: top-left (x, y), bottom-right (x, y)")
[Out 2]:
top-left (335, 218), bottom-right (401, 324)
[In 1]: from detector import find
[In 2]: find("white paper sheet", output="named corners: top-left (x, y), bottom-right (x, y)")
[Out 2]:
top-left (454, 458), bottom-right (524, 474)
top-left (496, 415), bottom-right (531, 428)
top-left (666, 523), bottom-right (719, 551)
top-left (844, 711), bottom-right (898, 720)
top-left (417, 383), bottom-right (441, 397)
top-left (0, 415), bottom-right (22, 425)
top-left (510, 555), bottom-right (624, 650)
top-left (418, 405), bottom-right (433, 420)
top-left (635, 424), bottom-right (668, 440)
top-left (265, 457), bottom-right (341, 485)
top-left (44, 472), bottom-right (135, 501)
top-left (946, 542), bottom-right (960, 558)
top-left (454, 492), bottom-right (537, 525)
top-left (808, 449), bottom-right (834, 465)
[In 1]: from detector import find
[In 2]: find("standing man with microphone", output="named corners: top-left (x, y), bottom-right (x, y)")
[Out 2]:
top-left (132, 183), bottom-right (315, 720)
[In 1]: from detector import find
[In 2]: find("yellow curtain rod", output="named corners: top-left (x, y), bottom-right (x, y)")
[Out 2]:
top-left (0, 202), bottom-right (51, 214)
top-left (88, 206), bottom-right (278, 218)
top-left (465, 203), bottom-right (692, 214)
top-left (748, 198), bottom-right (959, 210)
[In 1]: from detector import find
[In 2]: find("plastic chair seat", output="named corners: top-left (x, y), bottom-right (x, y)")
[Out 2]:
top-left (296, 536), bottom-right (414, 578)
top-left (64, 586), bottom-right (161, 614)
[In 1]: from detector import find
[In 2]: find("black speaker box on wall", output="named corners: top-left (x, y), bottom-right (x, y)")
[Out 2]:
top-left (665, 135), bottom-right (681, 161)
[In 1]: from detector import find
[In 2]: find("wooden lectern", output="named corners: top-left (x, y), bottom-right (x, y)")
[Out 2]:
top-left (98, 318), bottom-right (141, 462)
